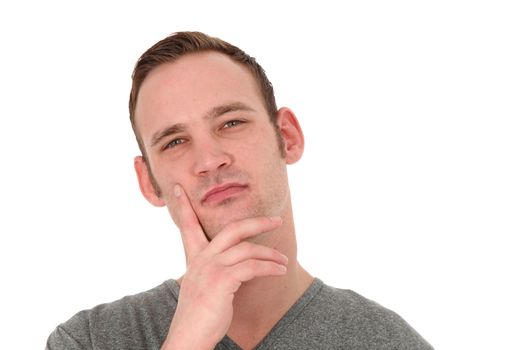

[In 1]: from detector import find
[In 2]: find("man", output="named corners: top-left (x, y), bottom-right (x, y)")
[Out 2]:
top-left (47, 31), bottom-right (432, 349)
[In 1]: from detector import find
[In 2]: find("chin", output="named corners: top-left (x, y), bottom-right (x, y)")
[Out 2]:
top-left (200, 210), bottom-right (250, 240)
top-left (199, 198), bottom-right (271, 240)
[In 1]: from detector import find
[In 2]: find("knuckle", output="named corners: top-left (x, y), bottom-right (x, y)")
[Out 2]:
top-left (220, 269), bottom-right (235, 283)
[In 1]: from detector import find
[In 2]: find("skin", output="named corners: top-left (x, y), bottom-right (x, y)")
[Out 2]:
top-left (133, 52), bottom-right (313, 349)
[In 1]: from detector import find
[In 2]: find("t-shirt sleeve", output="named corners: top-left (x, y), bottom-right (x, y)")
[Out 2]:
top-left (46, 311), bottom-right (92, 350)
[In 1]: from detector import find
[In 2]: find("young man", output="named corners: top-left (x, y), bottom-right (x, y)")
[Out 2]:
top-left (47, 31), bottom-right (432, 349)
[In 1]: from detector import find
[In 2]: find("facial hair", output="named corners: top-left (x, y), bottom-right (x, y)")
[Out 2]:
top-left (190, 165), bottom-right (288, 241)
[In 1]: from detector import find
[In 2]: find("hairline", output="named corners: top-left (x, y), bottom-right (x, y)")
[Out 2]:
top-left (131, 49), bottom-right (277, 160)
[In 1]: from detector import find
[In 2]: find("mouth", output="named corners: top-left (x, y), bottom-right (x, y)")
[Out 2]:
top-left (201, 183), bottom-right (248, 205)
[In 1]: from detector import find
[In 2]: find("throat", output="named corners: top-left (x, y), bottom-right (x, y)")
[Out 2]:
top-left (226, 265), bottom-right (313, 349)
top-left (227, 297), bottom-right (281, 350)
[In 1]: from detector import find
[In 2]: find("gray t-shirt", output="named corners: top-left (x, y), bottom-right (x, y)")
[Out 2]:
top-left (46, 278), bottom-right (432, 349)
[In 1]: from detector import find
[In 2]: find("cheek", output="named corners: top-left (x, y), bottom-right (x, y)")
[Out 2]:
top-left (250, 145), bottom-right (288, 189)
top-left (243, 126), bottom-right (281, 158)
top-left (148, 156), bottom-right (191, 197)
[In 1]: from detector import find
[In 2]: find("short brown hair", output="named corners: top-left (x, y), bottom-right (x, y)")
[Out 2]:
top-left (129, 31), bottom-right (278, 157)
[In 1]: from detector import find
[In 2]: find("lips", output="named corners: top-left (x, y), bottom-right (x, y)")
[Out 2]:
top-left (202, 183), bottom-right (248, 204)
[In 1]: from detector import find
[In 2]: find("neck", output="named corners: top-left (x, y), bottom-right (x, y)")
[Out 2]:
top-left (226, 207), bottom-right (313, 348)
top-left (228, 260), bottom-right (312, 334)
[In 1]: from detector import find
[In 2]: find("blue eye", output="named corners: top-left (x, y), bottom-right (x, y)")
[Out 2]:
top-left (164, 138), bottom-right (185, 150)
top-left (223, 120), bottom-right (243, 128)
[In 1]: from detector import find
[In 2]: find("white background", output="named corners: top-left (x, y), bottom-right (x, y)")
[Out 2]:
top-left (1, 1), bottom-right (524, 349)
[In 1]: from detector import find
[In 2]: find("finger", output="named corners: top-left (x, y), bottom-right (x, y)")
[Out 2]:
top-left (219, 242), bottom-right (288, 266)
top-left (173, 184), bottom-right (209, 262)
top-left (229, 259), bottom-right (288, 283)
top-left (208, 216), bottom-right (283, 254)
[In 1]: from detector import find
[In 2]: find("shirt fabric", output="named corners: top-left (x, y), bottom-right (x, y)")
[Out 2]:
top-left (46, 278), bottom-right (433, 349)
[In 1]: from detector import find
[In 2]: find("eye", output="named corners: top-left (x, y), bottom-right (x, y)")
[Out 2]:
top-left (163, 138), bottom-right (186, 150)
top-left (223, 120), bottom-right (244, 129)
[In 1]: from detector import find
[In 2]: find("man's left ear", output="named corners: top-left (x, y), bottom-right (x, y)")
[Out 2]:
top-left (276, 107), bottom-right (305, 164)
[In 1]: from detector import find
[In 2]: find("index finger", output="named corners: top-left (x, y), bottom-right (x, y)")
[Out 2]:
top-left (208, 216), bottom-right (283, 255)
top-left (172, 184), bottom-right (209, 263)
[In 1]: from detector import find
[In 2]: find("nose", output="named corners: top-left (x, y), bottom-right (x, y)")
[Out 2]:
top-left (191, 138), bottom-right (233, 176)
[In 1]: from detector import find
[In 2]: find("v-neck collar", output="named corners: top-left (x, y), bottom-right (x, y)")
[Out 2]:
top-left (168, 278), bottom-right (324, 350)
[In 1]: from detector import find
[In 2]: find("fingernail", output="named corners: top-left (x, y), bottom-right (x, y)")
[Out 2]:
top-left (174, 184), bottom-right (182, 198)
top-left (270, 216), bottom-right (282, 223)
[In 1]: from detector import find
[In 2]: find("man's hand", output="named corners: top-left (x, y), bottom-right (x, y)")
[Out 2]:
top-left (161, 184), bottom-right (288, 350)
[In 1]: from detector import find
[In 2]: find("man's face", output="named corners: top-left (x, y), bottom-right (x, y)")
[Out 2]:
top-left (134, 52), bottom-right (293, 239)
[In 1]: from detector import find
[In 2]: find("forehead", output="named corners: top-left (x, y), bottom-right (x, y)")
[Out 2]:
top-left (134, 52), bottom-right (265, 139)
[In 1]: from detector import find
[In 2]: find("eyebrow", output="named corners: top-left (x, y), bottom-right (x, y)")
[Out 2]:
top-left (149, 102), bottom-right (256, 148)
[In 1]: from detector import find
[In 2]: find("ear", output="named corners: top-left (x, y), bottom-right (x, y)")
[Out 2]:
top-left (276, 107), bottom-right (305, 164)
top-left (134, 156), bottom-right (165, 207)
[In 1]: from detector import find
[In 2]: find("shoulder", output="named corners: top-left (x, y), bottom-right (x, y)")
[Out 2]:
top-left (46, 280), bottom-right (179, 350)
top-left (298, 279), bottom-right (433, 349)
